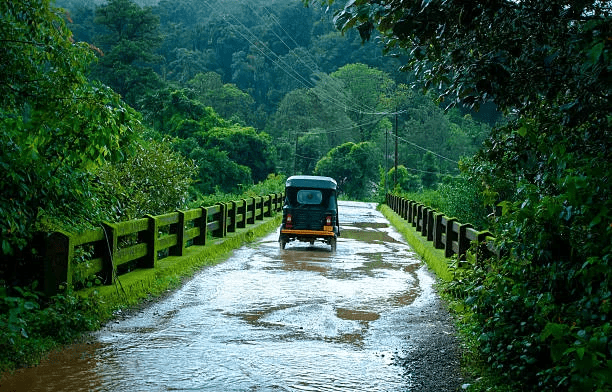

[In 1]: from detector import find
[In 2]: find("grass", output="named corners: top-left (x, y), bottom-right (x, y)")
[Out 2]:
top-left (79, 213), bottom-right (283, 321)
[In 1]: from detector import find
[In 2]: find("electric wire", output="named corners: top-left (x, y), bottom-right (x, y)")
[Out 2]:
top-left (390, 130), bottom-right (459, 164)
top-left (203, 1), bottom-right (461, 171)
top-left (212, 0), bottom-right (404, 116)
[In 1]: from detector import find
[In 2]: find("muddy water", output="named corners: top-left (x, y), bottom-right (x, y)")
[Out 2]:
top-left (1, 201), bottom-right (445, 392)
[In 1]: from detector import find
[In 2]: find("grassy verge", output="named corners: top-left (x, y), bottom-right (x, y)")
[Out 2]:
top-left (378, 204), bottom-right (451, 281)
top-left (80, 214), bottom-right (282, 318)
top-left (1, 214), bottom-right (282, 375)
top-left (378, 204), bottom-right (507, 392)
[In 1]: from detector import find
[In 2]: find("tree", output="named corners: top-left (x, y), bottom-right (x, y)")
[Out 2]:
top-left (199, 126), bottom-right (275, 183)
top-left (330, 63), bottom-right (394, 141)
top-left (0, 0), bottom-right (140, 257)
top-left (91, 0), bottom-right (164, 109)
top-left (187, 72), bottom-right (255, 125)
top-left (314, 141), bottom-right (380, 199)
top-left (93, 139), bottom-right (196, 221)
top-left (420, 151), bottom-right (438, 189)
top-left (386, 165), bottom-right (421, 193)
top-left (315, 0), bottom-right (612, 389)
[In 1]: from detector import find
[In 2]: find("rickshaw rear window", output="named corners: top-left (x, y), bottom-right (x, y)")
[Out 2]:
top-left (297, 190), bottom-right (323, 205)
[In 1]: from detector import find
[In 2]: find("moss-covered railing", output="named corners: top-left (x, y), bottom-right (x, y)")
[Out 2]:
top-left (43, 193), bottom-right (284, 295)
top-left (386, 193), bottom-right (499, 263)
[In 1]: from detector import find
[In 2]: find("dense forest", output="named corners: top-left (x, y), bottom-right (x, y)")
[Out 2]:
top-left (2, 0), bottom-right (610, 391)
top-left (56, 0), bottom-right (494, 197)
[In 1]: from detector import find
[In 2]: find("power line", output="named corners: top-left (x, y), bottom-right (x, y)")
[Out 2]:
top-left (390, 130), bottom-right (459, 164)
top-left (207, 1), bottom-right (407, 117)
top-left (202, 1), bottom-right (458, 169)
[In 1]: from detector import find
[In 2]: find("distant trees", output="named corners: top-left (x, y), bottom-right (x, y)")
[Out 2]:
top-left (49, 0), bottom-right (495, 201)
top-left (91, 0), bottom-right (164, 109)
top-left (187, 72), bottom-right (255, 125)
top-left (314, 142), bottom-right (380, 199)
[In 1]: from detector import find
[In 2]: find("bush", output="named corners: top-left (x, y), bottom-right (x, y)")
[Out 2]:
top-left (93, 139), bottom-right (196, 221)
top-left (0, 283), bottom-right (100, 371)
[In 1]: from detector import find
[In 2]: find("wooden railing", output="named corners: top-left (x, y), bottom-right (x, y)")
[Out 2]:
top-left (386, 193), bottom-right (499, 262)
top-left (43, 193), bottom-right (284, 295)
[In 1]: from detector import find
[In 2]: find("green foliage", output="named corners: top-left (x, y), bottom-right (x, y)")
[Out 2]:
top-left (420, 151), bottom-right (439, 189)
top-left (188, 173), bottom-right (286, 208)
top-left (315, 141), bottom-right (380, 200)
top-left (187, 72), bottom-right (255, 125)
top-left (91, 0), bottom-right (164, 109)
top-left (0, 284), bottom-right (100, 371)
top-left (327, 1), bottom-right (612, 389)
top-left (200, 126), bottom-right (276, 183)
top-left (93, 139), bottom-right (196, 221)
top-left (330, 63), bottom-right (395, 142)
top-left (182, 144), bottom-right (252, 196)
top-left (385, 165), bottom-right (421, 193)
top-left (0, 0), bottom-right (140, 256)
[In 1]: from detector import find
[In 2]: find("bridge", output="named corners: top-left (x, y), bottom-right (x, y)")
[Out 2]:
top-left (41, 192), bottom-right (498, 299)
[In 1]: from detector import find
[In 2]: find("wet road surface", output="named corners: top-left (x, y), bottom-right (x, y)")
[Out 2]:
top-left (1, 201), bottom-right (460, 391)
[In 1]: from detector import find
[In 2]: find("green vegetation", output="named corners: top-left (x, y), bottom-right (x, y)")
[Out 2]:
top-left (9, 0), bottom-right (604, 388)
top-left (324, 1), bottom-right (611, 390)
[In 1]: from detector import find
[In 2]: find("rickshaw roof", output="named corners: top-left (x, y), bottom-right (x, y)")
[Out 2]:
top-left (285, 175), bottom-right (337, 190)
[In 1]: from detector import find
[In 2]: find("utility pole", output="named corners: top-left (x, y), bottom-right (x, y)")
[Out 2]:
top-left (294, 131), bottom-right (299, 175)
top-left (385, 125), bottom-right (389, 194)
top-left (394, 111), bottom-right (398, 188)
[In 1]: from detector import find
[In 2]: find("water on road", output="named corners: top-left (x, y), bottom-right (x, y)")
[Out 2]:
top-left (1, 201), bottom-right (457, 391)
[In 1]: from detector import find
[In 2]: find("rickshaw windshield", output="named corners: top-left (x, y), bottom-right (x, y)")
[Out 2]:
top-left (297, 190), bottom-right (322, 205)
top-left (285, 187), bottom-right (335, 209)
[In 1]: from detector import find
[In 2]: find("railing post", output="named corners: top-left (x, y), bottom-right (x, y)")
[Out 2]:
top-left (421, 206), bottom-right (429, 236)
top-left (247, 197), bottom-right (256, 225)
top-left (194, 207), bottom-right (207, 246)
top-left (142, 214), bottom-right (158, 267)
top-left (433, 213), bottom-right (444, 248)
top-left (44, 231), bottom-right (73, 295)
top-left (256, 197), bottom-right (264, 220)
top-left (407, 201), bottom-right (413, 224)
top-left (265, 195), bottom-right (272, 217)
top-left (457, 223), bottom-right (474, 260)
top-left (416, 204), bottom-right (423, 231)
top-left (444, 218), bottom-right (456, 258)
top-left (238, 199), bottom-right (247, 229)
top-left (427, 209), bottom-right (435, 241)
top-left (170, 211), bottom-right (185, 256)
top-left (101, 222), bottom-right (117, 285)
top-left (228, 201), bottom-right (237, 233)
top-left (213, 202), bottom-right (227, 237)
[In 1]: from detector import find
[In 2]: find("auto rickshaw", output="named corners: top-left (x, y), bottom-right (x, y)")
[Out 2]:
top-left (278, 175), bottom-right (340, 251)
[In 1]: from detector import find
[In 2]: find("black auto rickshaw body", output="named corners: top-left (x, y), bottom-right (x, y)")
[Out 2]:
top-left (279, 175), bottom-right (340, 251)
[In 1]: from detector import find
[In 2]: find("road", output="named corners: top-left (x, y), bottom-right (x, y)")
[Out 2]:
top-left (1, 201), bottom-right (461, 391)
